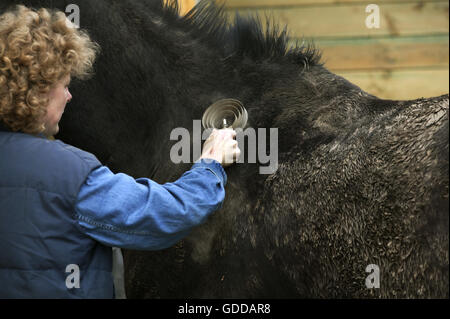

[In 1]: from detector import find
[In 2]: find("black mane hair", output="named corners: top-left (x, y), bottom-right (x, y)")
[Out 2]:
top-left (163, 0), bottom-right (322, 65)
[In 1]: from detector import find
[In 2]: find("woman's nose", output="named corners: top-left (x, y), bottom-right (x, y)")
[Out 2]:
top-left (67, 89), bottom-right (72, 103)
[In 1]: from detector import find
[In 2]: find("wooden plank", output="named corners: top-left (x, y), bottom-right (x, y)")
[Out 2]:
top-left (179, 0), bottom-right (197, 16)
top-left (224, 2), bottom-right (449, 38)
top-left (309, 35), bottom-right (449, 71)
top-left (165, 0), bottom-right (196, 16)
top-left (338, 68), bottom-right (449, 100)
top-left (222, 0), bottom-right (442, 9)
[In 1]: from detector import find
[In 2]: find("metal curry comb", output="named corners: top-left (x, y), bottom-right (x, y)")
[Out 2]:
top-left (201, 98), bottom-right (248, 130)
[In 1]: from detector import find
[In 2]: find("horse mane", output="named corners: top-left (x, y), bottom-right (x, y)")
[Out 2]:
top-left (162, 0), bottom-right (322, 66)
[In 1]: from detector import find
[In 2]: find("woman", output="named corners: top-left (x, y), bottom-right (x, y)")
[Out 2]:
top-left (0, 5), bottom-right (240, 298)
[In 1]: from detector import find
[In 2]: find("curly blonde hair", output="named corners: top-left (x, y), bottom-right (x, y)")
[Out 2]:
top-left (0, 5), bottom-right (99, 134)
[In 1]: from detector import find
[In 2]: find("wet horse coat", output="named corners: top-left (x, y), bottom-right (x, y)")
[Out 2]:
top-left (0, 0), bottom-right (448, 298)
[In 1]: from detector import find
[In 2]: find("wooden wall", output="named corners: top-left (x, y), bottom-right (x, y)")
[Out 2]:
top-left (178, 0), bottom-right (197, 16)
top-left (220, 0), bottom-right (449, 100)
top-left (167, 0), bottom-right (197, 15)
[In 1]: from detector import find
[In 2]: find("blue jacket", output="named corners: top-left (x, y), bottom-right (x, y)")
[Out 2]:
top-left (0, 127), bottom-right (111, 298)
top-left (0, 124), bottom-right (226, 298)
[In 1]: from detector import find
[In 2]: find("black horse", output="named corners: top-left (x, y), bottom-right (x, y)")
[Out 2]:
top-left (1, 0), bottom-right (448, 298)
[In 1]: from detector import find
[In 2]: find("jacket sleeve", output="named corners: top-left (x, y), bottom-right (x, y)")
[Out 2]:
top-left (74, 159), bottom-right (227, 250)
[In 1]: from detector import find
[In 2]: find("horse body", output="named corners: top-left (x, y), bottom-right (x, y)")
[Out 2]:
top-left (1, 0), bottom-right (448, 298)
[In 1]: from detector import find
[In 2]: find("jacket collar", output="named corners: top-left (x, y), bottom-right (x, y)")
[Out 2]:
top-left (0, 121), bottom-right (48, 139)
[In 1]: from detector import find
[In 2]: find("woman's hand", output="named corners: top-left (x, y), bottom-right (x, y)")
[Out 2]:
top-left (200, 129), bottom-right (241, 167)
